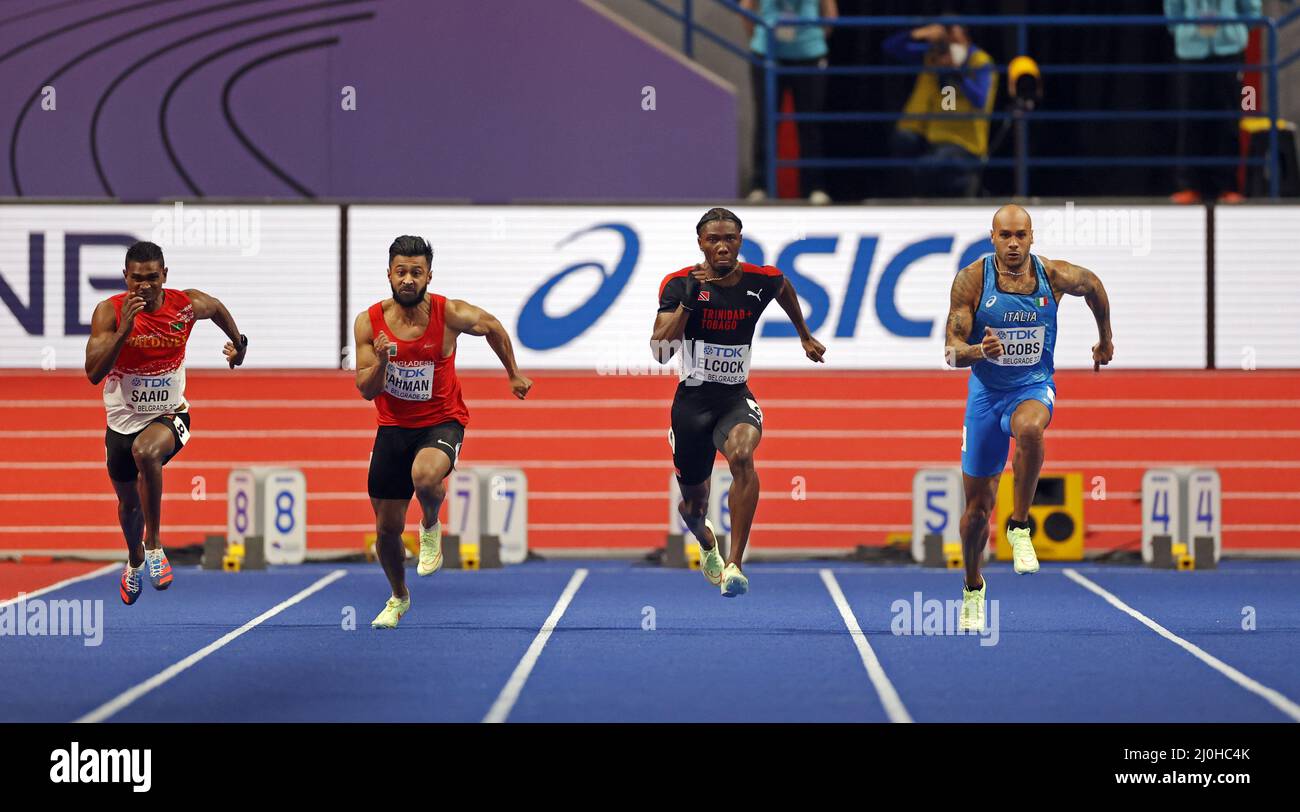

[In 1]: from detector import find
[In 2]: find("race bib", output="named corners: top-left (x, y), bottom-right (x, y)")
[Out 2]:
top-left (685, 341), bottom-right (751, 385)
top-left (122, 373), bottom-right (183, 415)
top-left (992, 325), bottom-right (1046, 367)
top-left (384, 361), bottom-right (435, 401)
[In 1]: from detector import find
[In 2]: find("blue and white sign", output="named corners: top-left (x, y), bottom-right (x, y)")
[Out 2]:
top-left (346, 205), bottom-right (1207, 371)
top-left (911, 467), bottom-right (965, 563)
top-left (1186, 468), bottom-right (1222, 564)
top-left (449, 469), bottom-right (484, 545)
top-left (486, 468), bottom-right (528, 565)
top-left (226, 467), bottom-right (306, 564)
top-left (1141, 468), bottom-right (1184, 564)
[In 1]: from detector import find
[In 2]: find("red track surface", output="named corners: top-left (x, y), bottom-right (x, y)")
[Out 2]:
top-left (0, 561), bottom-right (110, 602)
top-left (1, 369), bottom-right (1297, 553)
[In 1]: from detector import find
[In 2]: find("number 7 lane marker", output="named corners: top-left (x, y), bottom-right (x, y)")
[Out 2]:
top-left (820, 569), bottom-right (913, 723)
top-left (75, 569), bottom-right (348, 723)
top-left (1063, 569), bottom-right (1300, 722)
top-left (483, 568), bottom-right (588, 723)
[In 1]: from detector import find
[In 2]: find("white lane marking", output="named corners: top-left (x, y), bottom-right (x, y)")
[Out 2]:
top-left (1063, 568), bottom-right (1300, 722)
top-left (483, 568), bottom-right (588, 724)
top-left (75, 569), bottom-right (348, 723)
top-left (819, 569), bottom-right (913, 724)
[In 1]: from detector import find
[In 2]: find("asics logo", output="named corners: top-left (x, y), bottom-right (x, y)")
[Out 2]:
top-left (984, 296), bottom-right (997, 308)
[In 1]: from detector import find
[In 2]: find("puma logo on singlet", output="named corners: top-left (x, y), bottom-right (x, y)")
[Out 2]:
top-left (746, 290), bottom-right (762, 301)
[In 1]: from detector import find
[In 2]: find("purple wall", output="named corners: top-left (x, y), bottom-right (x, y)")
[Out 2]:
top-left (0, 0), bottom-right (736, 201)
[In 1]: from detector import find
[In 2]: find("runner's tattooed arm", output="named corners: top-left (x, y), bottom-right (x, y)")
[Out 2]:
top-left (353, 311), bottom-right (389, 401)
top-left (1045, 258), bottom-right (1114, 371)
top-left (85, 298), bottom-right (137, 384)
top-left (185, 289), bottom-right (246, 368)
top-left (446, 299), bottom-right (533, 400)
top-left (774, 277), bottom-right (826, 363)
top-left (944, 262), bottom-right (1001, 367)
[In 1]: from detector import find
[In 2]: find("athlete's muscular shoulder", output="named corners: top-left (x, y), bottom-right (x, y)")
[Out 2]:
top-left (949, 260), bottom-right (984, 309)
top-left (1040, 256), bottom-right (1095, 296)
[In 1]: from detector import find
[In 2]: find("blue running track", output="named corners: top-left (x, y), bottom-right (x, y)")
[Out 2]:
top-left (2, 561), bottom-right (1297, 723)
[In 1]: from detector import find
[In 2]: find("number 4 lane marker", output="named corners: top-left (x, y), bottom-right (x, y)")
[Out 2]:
top-left (1064, 569), bottom-right (1300, 722)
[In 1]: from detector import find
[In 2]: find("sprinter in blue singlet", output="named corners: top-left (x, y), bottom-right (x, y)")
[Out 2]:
top-left (944, 205), bottom-right (1114, 630)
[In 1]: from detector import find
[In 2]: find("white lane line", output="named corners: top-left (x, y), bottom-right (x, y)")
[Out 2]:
top-left (483, 568), bottom-right (588, 724)
top-left (75, 569), bottom-right (348, 724)
top-left (0, 563), bottom-right (118, 607)
top-left (819, 569), bottom-right (913, 724)
top-left (1062, 568), bottom-right (1300, 722)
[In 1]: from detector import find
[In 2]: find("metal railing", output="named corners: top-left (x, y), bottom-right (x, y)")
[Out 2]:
top-left (639, 1), bottom-right (1300, 198)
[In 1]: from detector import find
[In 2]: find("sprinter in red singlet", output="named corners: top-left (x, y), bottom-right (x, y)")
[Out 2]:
top-left (84, 241), bottom-right (248, 605)
top-left (356, 235), bottom-right (532, 629)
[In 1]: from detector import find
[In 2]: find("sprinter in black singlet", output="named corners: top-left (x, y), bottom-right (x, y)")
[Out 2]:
top-left (651, 207), bottom-right (825, 597)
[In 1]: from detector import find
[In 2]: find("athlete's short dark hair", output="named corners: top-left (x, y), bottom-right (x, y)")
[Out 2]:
top-left (125, 241), bottom-right (164, 267)
top-left (695, 207), bottom-right (742, 235)
top-left (388, 235), bottom-right (433, 267)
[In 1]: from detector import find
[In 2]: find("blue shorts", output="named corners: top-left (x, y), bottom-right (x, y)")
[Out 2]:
top-left (961, 377), bottom-right (1056, 478)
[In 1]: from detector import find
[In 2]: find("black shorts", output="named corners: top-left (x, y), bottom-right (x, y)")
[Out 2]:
top-left (367, 420), bottom-right (465, 500)
top-left (669, 384), bottom-right (763, 486)
top-left (105, 412), bottom-right (192, 483)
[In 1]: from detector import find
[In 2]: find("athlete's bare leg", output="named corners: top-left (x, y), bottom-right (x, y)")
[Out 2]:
top-left (722, 423), bottom-right (761, 567)
top-left (130, 421), bottom-right (177, 551)
top-left (411, 447), bottom-right (452, 529)
top-left (370, 498), bottom-right (410, 599)
top-left (1009, 400), bottom-right (1051, 522)
top-left (676, 478), bottom-right (718, 550)
top-left (110, 478), bottom-right (145, 567)
top-left (960, 473), bottom-right (999, 590)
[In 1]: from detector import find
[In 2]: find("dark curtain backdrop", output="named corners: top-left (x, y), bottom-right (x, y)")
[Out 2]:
top-left (823, 0), bottom-right (1194, 198)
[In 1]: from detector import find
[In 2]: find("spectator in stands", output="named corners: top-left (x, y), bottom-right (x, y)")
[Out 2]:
top-left (742, 0), bottom-right (838, 204)
top-left (1166, 0), bottom-right (1262, 204)
top-left (884, 19), bottom-right (997, 198)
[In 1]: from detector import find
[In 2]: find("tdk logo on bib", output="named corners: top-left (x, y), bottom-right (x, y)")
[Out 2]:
top-left (992, 326), bottom-right (1046, 366)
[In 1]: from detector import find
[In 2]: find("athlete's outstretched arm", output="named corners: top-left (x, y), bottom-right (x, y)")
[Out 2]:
top-left (185, 289), bottom-right (246, 368)
top-left (1047, 259), bottom-right (1114, 371)
top-left (944, 264), bottom-right (1000, 367)
top-left (446, 299), bottom-right (533, 400)
top-left (775, 277), bottom-right (826, 363)
top-left (85, 299), bottom-right (137, 384)
top-left (353, 311), bottom-right (389, 401)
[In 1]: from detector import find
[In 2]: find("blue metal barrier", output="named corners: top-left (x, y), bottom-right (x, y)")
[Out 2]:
top-left (640, 1), bottom-right (1300, 199)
